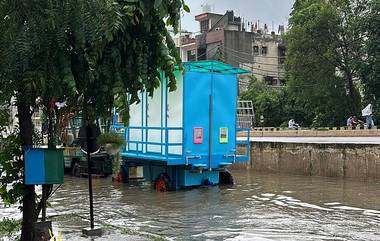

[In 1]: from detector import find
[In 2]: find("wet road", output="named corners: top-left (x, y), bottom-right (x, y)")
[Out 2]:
top-left (1, 171), bottom-right (380, 240)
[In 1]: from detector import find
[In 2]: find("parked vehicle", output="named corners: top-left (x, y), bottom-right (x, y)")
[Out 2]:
top-left (63, 142), bottom-right (113, 177)
top-left (114, 61), bottom-right (251, 191)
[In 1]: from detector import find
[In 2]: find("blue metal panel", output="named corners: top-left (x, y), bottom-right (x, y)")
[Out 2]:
top-left (178, 170), bottom-right (219, 187)
top-left (211, 74), bottom-right (238, 168)
top-left (183, 72), bottom-right (211, 166)
top-left (24, 148), bottom-right (45, 184)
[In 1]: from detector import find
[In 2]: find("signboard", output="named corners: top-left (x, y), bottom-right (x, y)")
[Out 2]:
top-left (219, 127), bottom-right (228, 144)
top-left (193, 127), bottom-right (203, 144)
top-left (24, 148), bottom-right (64, 185)
top-left (78, 124), bottom-right (101, 154)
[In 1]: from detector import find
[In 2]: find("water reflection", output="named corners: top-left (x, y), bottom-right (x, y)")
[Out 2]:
top-left (1, 170), bottom-right (379, 240)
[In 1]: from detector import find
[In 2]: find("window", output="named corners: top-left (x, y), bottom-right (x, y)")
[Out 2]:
top-left (261, 46), bottom-right (268, 56)
top-left (197, 48), bottom-right (206, 61)
top-left (253, 45), bottom-right (259, 55)
top-left (200, 20), bottom-right (209, 33)
top-left (278, 47), bottom-right (286, 64)
top-left (264, 76), bottom-right (275, 85)
top-left (187, 49), bottom-right (196, 62)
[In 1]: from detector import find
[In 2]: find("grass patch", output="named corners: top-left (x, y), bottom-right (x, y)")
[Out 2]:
top-left (0, 218), bottom-right (21, 238)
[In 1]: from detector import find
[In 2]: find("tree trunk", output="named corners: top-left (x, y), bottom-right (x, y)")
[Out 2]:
top-left (41, 113), bottom-right (55, 222)
top-left (18, 101), bottom-right (36, 241)
top-left (346, 70), bottom-right (356, 113)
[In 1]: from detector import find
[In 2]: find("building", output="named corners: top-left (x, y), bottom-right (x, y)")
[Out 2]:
top-left (195, 11), bottom-right (254, 63)
top-left (172, 31), bottom-right (197, 62)
top-left (193, 10), bottom-right (287, 90)
top-left (241, 32), bottom-right (286, 87)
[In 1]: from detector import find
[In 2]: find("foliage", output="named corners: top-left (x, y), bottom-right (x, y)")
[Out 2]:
top-left (97, 132), bottom-right (125, 175)
top-left (0, 218), bottom-right (21, 238)
top-left (0, 132), bottom-right (23, 206)
top-left (286, 0), bottom-right (366, 127)
top-left (360, 0), bottom-right (380, 115)
top-left (240, 77), bottom-right (312, 127)
top-left (0, 0), bottom-right (188, 238)
top-left (0, 105), bottom-right (23, 206)
top-left (97, 132), bottom-right (125, 149)
top-left (1, 0), bottom-right (188, 125)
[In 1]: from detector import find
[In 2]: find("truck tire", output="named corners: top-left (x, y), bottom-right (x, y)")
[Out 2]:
top-left (219, 171), bottom-right (234, 185)
top-left (154, 173), bottom-right (171, 192)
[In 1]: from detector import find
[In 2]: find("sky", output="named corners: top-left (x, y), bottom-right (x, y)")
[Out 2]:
top-left (181, 0), bottom-right (295, 33)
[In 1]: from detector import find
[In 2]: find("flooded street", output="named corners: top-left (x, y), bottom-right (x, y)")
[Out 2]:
top-left (1, 170), bottom-right (380, 240)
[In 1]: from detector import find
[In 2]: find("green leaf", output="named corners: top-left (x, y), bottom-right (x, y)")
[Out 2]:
top-left (183, 4), bottom-right (190, 13)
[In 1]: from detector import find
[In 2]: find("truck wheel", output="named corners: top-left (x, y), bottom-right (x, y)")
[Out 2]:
top-left (72, 162), bottom-right (81, 177)
top-left (219, 171), bottom-right (234, 185)
top-left (154, 173), bottom-right (171, 192)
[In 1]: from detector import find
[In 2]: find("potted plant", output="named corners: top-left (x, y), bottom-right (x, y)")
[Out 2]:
top-left (97, 132), bottom-right (125, 181)
top-left (97, 132), bottom-right (125, 155)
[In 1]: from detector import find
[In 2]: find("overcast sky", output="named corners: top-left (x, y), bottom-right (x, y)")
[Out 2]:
top-left (182, 0), bottom-right (295, 33)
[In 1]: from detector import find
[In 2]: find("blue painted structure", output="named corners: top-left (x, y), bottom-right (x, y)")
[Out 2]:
top-left (113, 61), bottom-right (250, 189)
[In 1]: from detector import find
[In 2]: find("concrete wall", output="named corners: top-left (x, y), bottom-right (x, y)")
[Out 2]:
top-left (247, 142), bottom-right (380, 180)
top-left (224, 30), bottom-right (256, 67)
top-left (250, 128), bottom-right (380, 137)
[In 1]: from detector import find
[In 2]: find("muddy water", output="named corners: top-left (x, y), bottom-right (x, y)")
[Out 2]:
top-left (1, 171), bottom-right (380, 241)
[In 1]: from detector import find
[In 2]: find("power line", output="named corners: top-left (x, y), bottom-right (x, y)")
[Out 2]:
top-left (222, 45), bottom-right (285, 60)
top-left (239, 63), bottom-right (285, 77)
top-left (195, 44), bottom-right (222, 60)
top-left (192, 45), bottom-right (286, 78)
top-left (217, 46), bottom-right (286, 75)
top-left (221, 45), bottom-right (284, 67)
top-left (223, 51), bottom-right (286, 75)
top-left (222, 48), bottom-right (285, 73)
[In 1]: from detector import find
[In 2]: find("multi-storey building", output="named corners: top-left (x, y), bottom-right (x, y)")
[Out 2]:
top-left (193, 10), bottom-right (287, 90)
top-left (242, 32), bottom-right (286, 86)
top-left (172, 31), bottom-right (197, 62)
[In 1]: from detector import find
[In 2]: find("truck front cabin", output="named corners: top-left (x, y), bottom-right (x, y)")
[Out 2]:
top-left (113, 61), bottom-right (250, 191)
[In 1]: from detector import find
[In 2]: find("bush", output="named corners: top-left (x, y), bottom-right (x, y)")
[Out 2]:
top-left (0, 218), bottom-right (21, 238)
top-left (97, 132), bottom-right (125, 149)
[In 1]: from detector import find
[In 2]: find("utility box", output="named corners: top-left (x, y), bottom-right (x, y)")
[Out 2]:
top-left (24, 148), bottom-right (64, 185)
top-left (114, 61), bottom-right (251, 190)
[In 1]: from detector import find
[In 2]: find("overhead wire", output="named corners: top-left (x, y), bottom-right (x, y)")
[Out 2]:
top-left (185, 45), bottom-right (349, 90)
top-left (222, 50), bottom-right (286, 75)
top-left (222, 45), bottom-right (286, 60)
top-left (220, 46), bottom-right (286, 72)
top-left (187, 44), bottom-right (285, 76)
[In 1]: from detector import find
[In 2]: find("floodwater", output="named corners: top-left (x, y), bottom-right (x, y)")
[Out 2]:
top-left (1, 171), bottom-right (380, 241)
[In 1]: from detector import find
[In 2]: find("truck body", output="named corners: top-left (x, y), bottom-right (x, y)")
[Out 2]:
top-left (114, 61), bottom-right (251, 190)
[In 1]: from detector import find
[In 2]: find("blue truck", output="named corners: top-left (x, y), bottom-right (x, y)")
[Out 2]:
top-left (113, 61), bottom-right (250, 190)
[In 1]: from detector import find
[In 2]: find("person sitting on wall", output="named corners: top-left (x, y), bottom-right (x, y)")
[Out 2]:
top-left (347, 116), bottom-right (353, 127)
top-left (351, 115), bottom-right (363, 128)
top-left (288, 119), bottom-right (299, 129)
